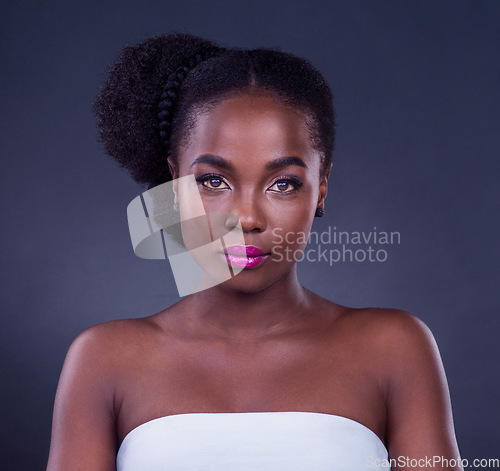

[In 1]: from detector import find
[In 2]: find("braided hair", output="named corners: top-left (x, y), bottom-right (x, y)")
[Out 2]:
top-left (93, 33), bottom-right (335, 189)
top-left (157, 47), bottom-right (221, 157)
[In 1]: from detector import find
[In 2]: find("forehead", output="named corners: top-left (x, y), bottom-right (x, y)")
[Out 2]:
top-left (181, 93), bottom-right (317, 163)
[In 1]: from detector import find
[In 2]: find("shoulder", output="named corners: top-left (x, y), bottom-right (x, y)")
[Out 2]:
top-left (343, 307), bottom-right (446, 393)
top-left (349, 311), bottom-right (461, 458)
top-left (70, 316), bottom-right (161, 347)
top-left (55, 316), bottom-right (168, 415)
top-left (314, 306), bottom-right (460, 459)
top-left (48, 318), bottom-right (163, 469)
top-left (334, 305), bottom-right (436, 350)
top-left (361, 308), bottom-right (439, 363)
top-left (59, 315), bottom-right (170, 395)
top-left (321, 303), bottom-right (442, 379)
top-left (65, 316), bottom-right (164, 369)
top-left (308, 291), bottom-right (438, 356)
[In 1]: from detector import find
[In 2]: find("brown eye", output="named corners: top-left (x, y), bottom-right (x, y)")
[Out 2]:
top-left (196, 174), bottom-right (230, 190)
top-left (207, 177), bottom-right (222, 188)
top-left (268, 177), bottom-right (302, 194)
top-left (276, 181), bottom-right (290, 192)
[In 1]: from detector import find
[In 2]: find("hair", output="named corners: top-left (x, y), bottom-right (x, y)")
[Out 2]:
top-left (93, 33), bottom-right (335, 189)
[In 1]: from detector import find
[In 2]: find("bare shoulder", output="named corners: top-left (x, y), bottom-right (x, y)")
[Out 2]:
top-left (66, 315), bottom-right (166, 370)
top-left (47, 315), bottom-right (166, 470)
top-left (356, 307), bottom-right (440, 363)
top-left (315, 297), bottom-right (442, 379)
top-left (308, 300), bottom-right (460, 463)
top-left (330, 304), bottom-right (437, 352)
top-left (333, 306), bottom-right (447, 397)
top-left (336, 309), bottom-right (462, 462)
top-left (70, 316), bottom-right (160, 347)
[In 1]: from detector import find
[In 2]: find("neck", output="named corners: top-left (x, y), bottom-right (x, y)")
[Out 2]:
top-left (180, 267), bottom-right (314, 340)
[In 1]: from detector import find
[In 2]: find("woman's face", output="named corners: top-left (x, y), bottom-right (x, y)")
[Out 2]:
top-left (169, 92), bottom-right (330, 293)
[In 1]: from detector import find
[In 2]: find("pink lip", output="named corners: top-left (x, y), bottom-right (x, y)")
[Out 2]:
top-left (225, 245), bottom-right (267, 257)
top-left (223, 245), bottom-right (270, 268)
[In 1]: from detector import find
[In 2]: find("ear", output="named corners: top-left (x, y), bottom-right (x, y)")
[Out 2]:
top-left (317, 161), bottom-right (333, 208)
top-left (167, 156), bottom-right (179, 202)
top-left (167, 156), bottom-right (178, 180)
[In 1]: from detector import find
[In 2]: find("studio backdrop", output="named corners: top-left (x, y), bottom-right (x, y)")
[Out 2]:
top-left (1, 0), bottom-right (499, 469)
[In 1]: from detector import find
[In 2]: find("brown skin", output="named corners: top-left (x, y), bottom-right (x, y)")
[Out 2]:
top-left (47, 93), bottom-right (462, 470)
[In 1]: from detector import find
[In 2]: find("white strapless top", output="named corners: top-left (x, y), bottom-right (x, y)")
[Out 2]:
top-left (116, 411), bottom-right (389, 470)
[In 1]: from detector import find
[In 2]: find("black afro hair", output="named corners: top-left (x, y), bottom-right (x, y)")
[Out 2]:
top-left (93, 33), bottom-right (335, 189)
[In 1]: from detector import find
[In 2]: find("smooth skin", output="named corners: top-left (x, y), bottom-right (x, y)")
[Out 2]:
top-left (47, 92), bottom-right (463, 470)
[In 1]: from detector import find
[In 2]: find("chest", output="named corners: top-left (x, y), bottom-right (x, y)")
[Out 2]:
top-left (115, 335), bottom-right (387, 444)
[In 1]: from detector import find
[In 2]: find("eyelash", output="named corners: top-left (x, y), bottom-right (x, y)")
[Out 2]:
top-left (195, 173), bottom-right (304, 194)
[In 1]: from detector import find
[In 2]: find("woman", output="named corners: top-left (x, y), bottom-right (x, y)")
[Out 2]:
top-left (47, 33), bottom-right (463, 470)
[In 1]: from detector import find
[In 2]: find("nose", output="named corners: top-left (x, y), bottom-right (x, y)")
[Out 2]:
top-left (225, 192), bottom-right (266, 233)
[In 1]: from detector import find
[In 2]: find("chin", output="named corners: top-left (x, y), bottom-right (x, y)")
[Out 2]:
top-left (214, 265), bottom-right (293, 295)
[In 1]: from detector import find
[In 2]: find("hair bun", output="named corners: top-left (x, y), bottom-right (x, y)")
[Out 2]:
top-left (93, 33), bottom-right (222, 187)
top-left (129, 32), bottom-right (221, 79)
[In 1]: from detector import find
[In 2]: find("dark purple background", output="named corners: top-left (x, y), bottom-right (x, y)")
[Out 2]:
top-left (1, 0), bottom-right (499, 468)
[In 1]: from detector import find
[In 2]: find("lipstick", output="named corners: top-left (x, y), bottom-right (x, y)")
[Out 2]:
top-left (224, 245), bottom-right (270, 268)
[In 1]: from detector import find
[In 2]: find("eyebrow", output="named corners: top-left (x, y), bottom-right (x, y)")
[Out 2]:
top-left (190, 154), bottom-right (308, 171)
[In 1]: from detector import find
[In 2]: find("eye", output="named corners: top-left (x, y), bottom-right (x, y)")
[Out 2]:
top-left (195, 174), bottom-right (230, 190)
top-left (268, 177), bottom-right (303, 194)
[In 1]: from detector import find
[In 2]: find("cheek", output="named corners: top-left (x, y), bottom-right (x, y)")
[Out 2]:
top-left (274, 203), bottom-right (313, 230)
top-left (267, 183), bottom-right (319, 258)
top-left (270, 201), bottom-right (315, 252)
top-left (271, 185), bottom-right (318, 229)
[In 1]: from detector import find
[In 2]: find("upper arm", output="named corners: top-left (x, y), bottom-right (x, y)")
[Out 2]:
top-left (46, 326), bottom-right (118, 471)
top-left (383, 312), bottom-right (463, 470)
